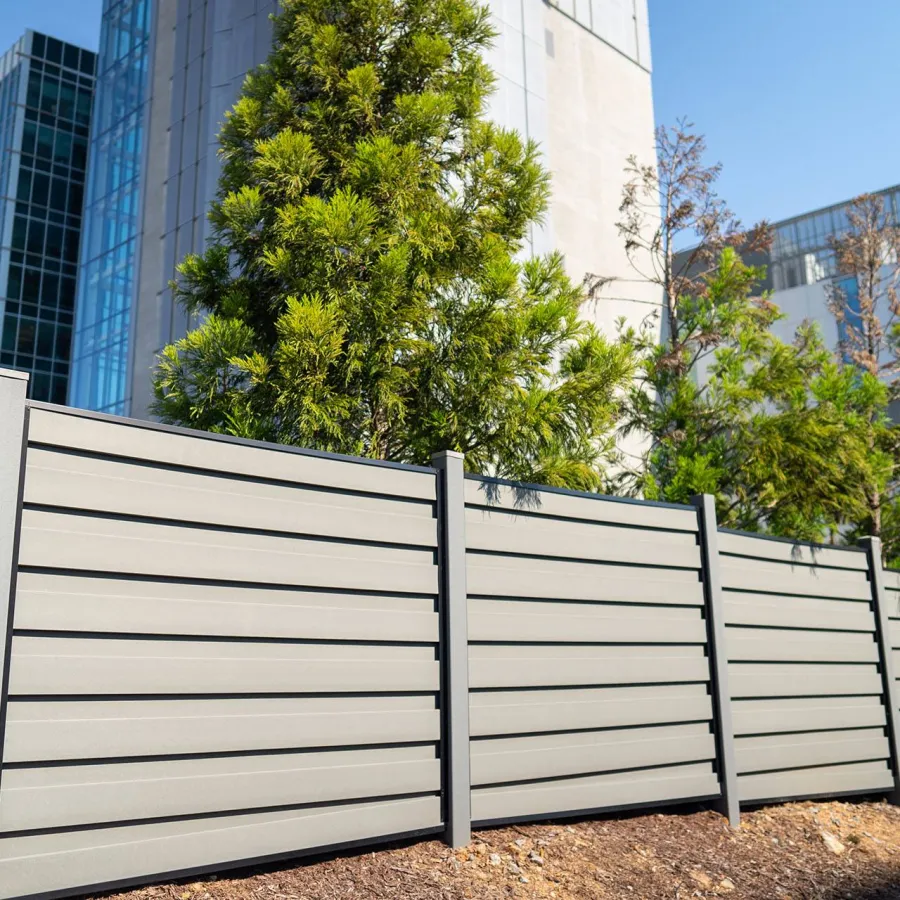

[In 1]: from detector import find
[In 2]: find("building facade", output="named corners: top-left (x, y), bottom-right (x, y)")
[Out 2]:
top-left (0, 31), bottom-right (96, 403)
top-left (765, 185), bottom-right (900, 359)
top-left (70, 0), bottom-right (658, 418)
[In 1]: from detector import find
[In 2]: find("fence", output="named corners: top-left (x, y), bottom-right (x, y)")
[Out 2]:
top-left (0, 368), bottom-right (899, 900)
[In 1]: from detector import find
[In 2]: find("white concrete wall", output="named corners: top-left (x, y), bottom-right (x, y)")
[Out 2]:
top-left (543, 2), bottom-right (660, 338)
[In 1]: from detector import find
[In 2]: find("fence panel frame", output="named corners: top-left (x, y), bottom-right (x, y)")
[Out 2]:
top-left (0, 370), bottom-right (28, 790)
top-left (692, 494), bottom-right (740, 827)
top-left (432, 451), bottom-right (471, 847)
top-left (860, 536), bottom-right (900, 804)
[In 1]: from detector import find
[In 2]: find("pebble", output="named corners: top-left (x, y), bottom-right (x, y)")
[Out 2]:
top-left (507, 862), bottom-right (522, 875)
top-left (488, 853), bottom-right (501, 866)
top-left (529, 851), bottom-right (544, 866)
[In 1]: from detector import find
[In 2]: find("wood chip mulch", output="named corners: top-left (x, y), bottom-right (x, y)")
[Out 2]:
top-left (93, 800), bottom-right (900, 900)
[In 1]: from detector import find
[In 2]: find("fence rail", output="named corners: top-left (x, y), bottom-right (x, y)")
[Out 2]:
top-left (1, 369), bottom-right (899, 900)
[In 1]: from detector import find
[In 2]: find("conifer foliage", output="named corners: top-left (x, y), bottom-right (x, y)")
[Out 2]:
top-left (153, 0), bottom-right (632, 489)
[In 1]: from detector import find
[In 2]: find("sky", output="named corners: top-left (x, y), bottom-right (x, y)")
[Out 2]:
top-left (2, 0), bottom-right (898, 230)
top-left (649, 0), bottom-right (900, 228)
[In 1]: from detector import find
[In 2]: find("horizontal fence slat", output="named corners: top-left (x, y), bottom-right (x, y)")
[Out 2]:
top-left (471, 724), bottom-right (715, 786)
top-left (8, 637), bottom-right (440, 696)
top-left (738, 761), bottom-right (894, 804)
top-left (469, 685), bottom-right (714, 737)
top-left (721, 559), bottom-right (871, 600)
top-left (732, 698), bottom-right (889, 736)
top-left (468, 599), bottom-right (705, 644)
top-left (734, 729), bottom-right (890, 775)
top-left (18, 509), bottom-right (438, 595)
top-left (718, 532), bottom-right (868, 570)
top-left (728, 664), bottom-right (884, 698)
top-left (471, 763), bottom-right (719, 823)
top-left (724, 593), bottom-right (876, 632)
top-left (464, 480), bottom-right (698, 532)
top-left (13, 572), bottom-right (438, 643)
top-left (27, 407), bottom-right (436, 500)
top-left (469, 650), bottom-right (709, 689)
top-left (725, 629), bottom-right (879, 664)
top-left (0, 747), bottom-right (440, 832)
top-left (4, 696), bottom-right (440, 763)
top-left (25, 448), bottom-right (437, 547)
top-left (466, 556), bottom-right (704, 605)
top-left (0, 795), bottom-right (442, 900)
top-left (464, 508), bottom-right (700, 568)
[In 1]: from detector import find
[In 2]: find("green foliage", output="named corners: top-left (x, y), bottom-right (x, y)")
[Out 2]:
top-left (616, 248), bottom-right (888, 541)
top-left (153, 0), bottom-right (632, 488)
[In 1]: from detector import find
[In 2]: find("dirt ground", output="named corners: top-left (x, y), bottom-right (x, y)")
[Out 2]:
top-left (97, 800), bottom-right (900, 900)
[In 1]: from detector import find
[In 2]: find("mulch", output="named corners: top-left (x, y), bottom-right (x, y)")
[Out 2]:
top-left (93, 800), bottom-right (900, 900)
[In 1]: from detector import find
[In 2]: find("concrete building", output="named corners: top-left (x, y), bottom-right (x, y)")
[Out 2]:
top-left (69, 0), bottom-right (658, 418)
top-left (0, 31), bottom-right (96, 403)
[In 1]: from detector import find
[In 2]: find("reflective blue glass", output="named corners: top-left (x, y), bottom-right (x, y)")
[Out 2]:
top-left (0, 31), bottom-right (95, 403)
top-left (69, 0), bottom-right (151, 414)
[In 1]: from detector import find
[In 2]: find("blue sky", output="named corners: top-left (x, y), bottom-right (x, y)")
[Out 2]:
top-left (649, 0), bottom-right (900, 227)
top-left (2, 0), bottom-right (898, 229)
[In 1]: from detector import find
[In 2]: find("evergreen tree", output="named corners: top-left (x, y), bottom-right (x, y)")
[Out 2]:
top-left (152, 0), bottom-right (632, 490)
top-left (617, 248), bottom-right (883, 541)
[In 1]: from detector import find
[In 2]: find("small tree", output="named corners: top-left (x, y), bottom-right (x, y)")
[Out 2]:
top-left (153, 0), bottom-right (633, 490)
top-left (826, 193), bottom-right (900, 552)
top-left (591, 118), bottom-right (770, 357)
top-left (598, 120), bottom-right (879, 537)
top-left (618, 248), bottom-right (880, 539)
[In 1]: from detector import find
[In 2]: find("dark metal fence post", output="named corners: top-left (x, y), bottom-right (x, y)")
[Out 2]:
top-left (691, 494), bottom-right (740, 827)
top-left (432, 451), bottom-right (471, 846)
top-left (860, 536), bottom-right (900, 803)
top-left (0, 369), bottom-right (29, 786)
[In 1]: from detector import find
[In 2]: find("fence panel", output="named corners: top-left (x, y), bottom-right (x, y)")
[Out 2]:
top-left (719, 530), bottom-right (894, 805)
top-left (0, 404), bottom-right (443, 900)
top-left (464, 477), bottom-right (720, 824)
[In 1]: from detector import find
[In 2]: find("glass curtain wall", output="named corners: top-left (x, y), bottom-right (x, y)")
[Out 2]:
top-left (0, 32), bottom-right (95, 403)
top-left (69, 0), bottom-right (152, 414)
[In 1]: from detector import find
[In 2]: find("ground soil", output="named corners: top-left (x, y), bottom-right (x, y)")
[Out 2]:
top-left (95, 800), bottom-right (900, 900)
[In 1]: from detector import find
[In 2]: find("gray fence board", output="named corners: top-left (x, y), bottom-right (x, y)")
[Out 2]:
top-left (738, 763), bottom-right (895, 804)
top-left (468, 598), bottom-right (705, 643)
top-left (0, 746), bottom-right (440, 832)
top-left (471, 724), bottom-right (715, 785)
top-left (718, 532), bottom-right (868, 570)
top-left (3, 696), bottom-right (440, 762)
top-left (0, 796), bottom-right (442, 900)
top-left (725, 629), bottom-right (879, 663)
top-left (19, 509), bottom-right (438, 594)
top-left (25, 447), bottom-right (438, 547)
top-left (469, 685), bottom-right (713, 736)
top-left (735, 729), bottom-right (890, 774)
top-left (467, 555), bottom-right (704, 605)
top-left (471, 764), bottom-right (720, 823)
top-left (729, 663), bottom-right (884, 698)
top-left (27, 407), bottom-right (436, 500)
top-left (465, 507), bottom-right (700, 568)
top-left (9, 636), bottom-right (439, 695)
top-left (724, 593), bottom-right (875, 632)
top-left (464, 480), bottom-right (699, 531)
top-left (13, 572), bottom-right (438, 642)
top-left (721, 559), bottom-right (872, 600)
top-left (732, 698), bottom-right (890, 736)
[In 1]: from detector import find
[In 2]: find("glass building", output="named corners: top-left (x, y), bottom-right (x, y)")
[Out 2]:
top-left (770, 185), bottom-right (900, 292)
top-left (0, 31), bottom-right (96, 403)
top-left (68, 0), bottom-right (152, 415)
